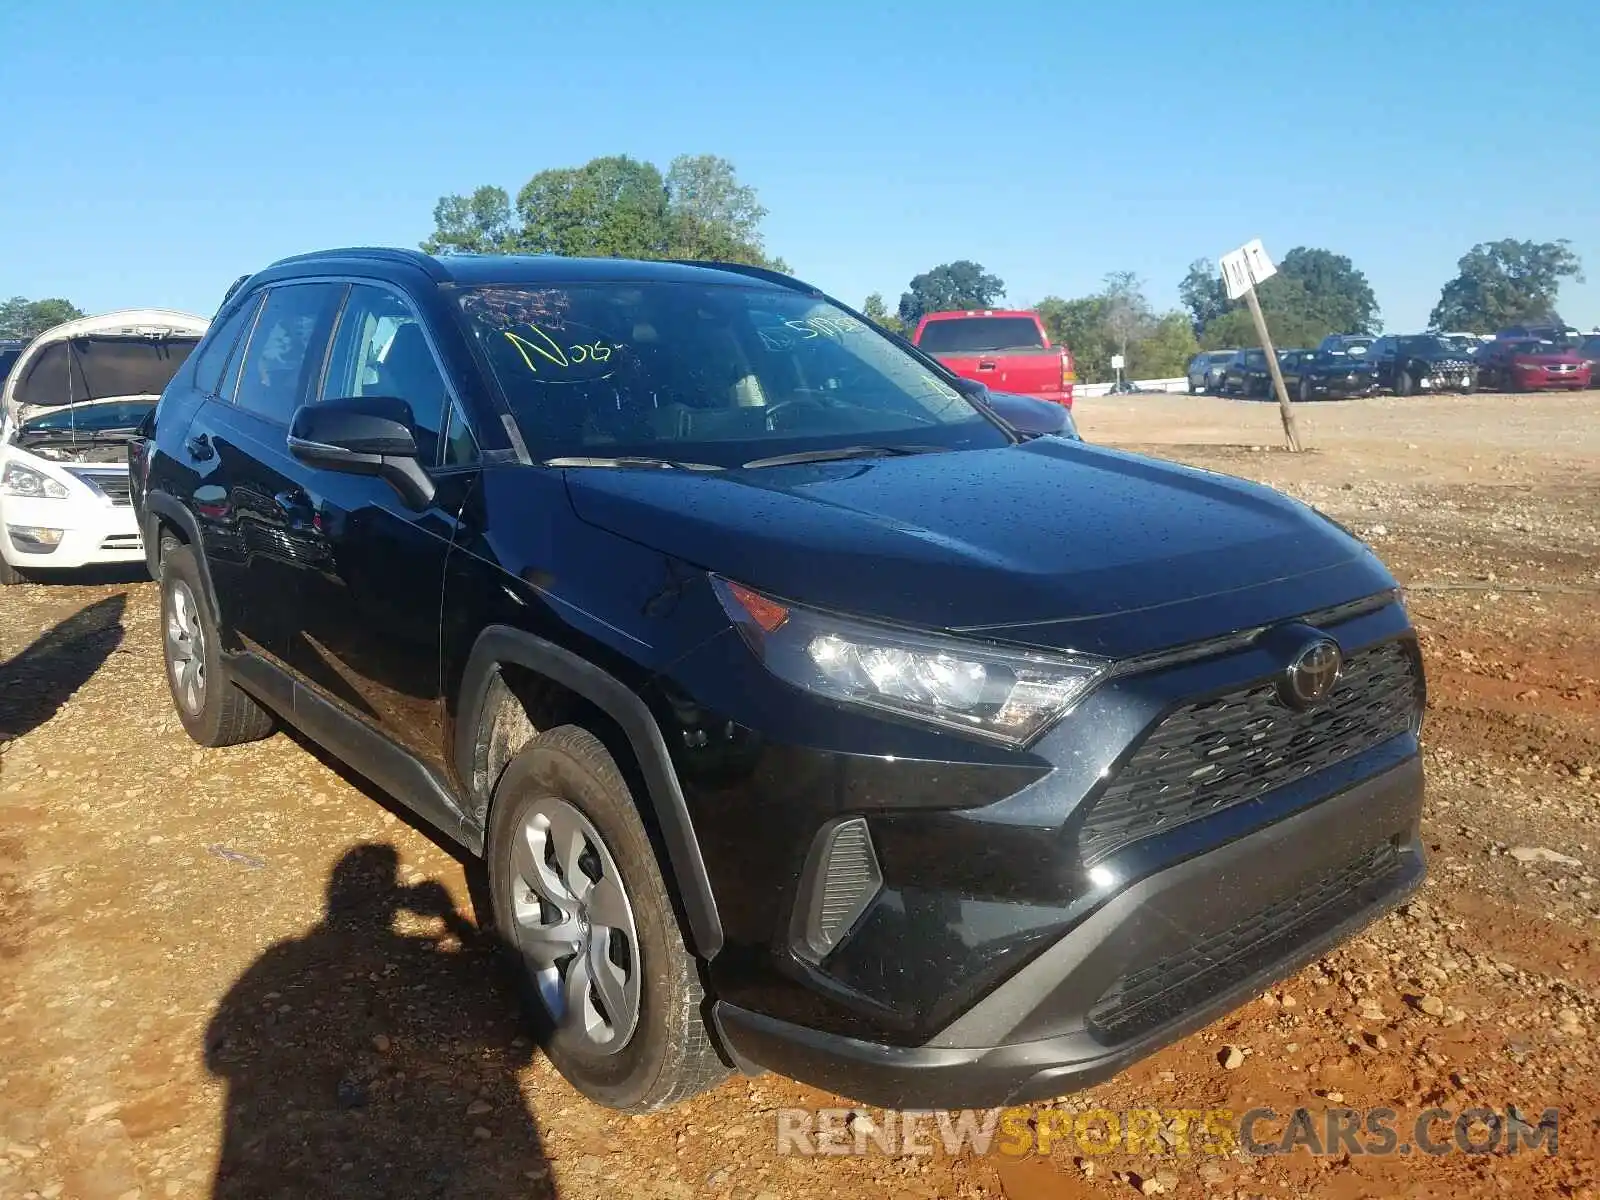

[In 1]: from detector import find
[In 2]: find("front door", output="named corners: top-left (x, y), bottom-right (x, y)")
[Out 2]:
top-left (284, 283), bottom-right (472, 771)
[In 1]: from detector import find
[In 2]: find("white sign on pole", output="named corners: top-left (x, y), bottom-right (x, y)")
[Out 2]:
top-left (1220, 238), bottom-right (1278, 300)
top-left (1110, 354), bottom-right (1125, 370)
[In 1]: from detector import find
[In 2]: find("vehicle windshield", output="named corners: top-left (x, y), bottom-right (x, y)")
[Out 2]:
top-left (0, 346), bottom-right (23, 385)
top-left (1400, 337), bottom-right (1453, 356)
top-left (1209, 352), bottom-right (1237, 364)
top-left (1511, 341), bottom-right (1561, 357)
top-left (459, 282), bottom-right (1009, 466)
top-left (915, 316), bottom-right (1044, 353)
top-left (1339, 339), bottom-right (1373, 354)
top-left (19, 399), bottom-right (155, 437)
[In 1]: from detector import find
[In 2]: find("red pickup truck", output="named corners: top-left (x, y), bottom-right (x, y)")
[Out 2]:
top-left (911, 309), bottom-right (1076, 408)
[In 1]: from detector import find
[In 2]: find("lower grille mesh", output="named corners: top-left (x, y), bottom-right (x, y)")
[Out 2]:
top-left (1087, 842), bottom-right (1402, 1043)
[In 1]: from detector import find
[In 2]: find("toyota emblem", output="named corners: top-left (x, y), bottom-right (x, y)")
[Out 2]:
top-left (1279, 638), bottom-right (1343, 710)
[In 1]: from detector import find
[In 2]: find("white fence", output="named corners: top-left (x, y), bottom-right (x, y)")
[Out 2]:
top-left (1074, 377), bottom-right (1189, 398)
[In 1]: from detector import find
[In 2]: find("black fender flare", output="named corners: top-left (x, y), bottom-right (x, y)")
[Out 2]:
top-left (454, 625), bottom-right (723, 960)
top-left (140, 494), bottom-right (221, 614)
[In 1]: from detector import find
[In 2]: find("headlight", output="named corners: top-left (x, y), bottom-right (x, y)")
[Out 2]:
top-left (1, 462), bottom-right (71, 499)
top-left (713, 578), bottom-right (1108, 746)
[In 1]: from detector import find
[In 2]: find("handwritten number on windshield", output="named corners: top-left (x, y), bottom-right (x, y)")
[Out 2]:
top-left (504, 327), bottom-right (618, 373)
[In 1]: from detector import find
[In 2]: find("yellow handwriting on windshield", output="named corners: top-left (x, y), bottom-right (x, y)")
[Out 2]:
top-left (504, 329), bottom-right (619, 371)
top-left (504, 326), bottom-right (570, 372)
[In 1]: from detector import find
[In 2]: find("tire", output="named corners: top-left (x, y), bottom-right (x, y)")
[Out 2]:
top-left (1297, 377), bottom-right (1313, 403)
top-left (0, 555), bottom-right (25, 586)
top-left (486, 725), bottom-right (729, 1112)
top-left (1395, 369), bottom-right (1413, 397)
top-left (158, 536), bottom-right (274, 747)
top-left (1187, 380), bottom-right (1197, 395)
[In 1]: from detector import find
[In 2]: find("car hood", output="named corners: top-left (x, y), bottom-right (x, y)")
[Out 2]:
top-left (2, 309), bottom-right (208, 423)
top-left (562, 439), bottom-right (1394, 659)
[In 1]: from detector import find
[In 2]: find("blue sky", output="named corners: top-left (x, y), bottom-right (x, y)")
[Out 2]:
top-left (3, 0), bottom-right (1596, 331)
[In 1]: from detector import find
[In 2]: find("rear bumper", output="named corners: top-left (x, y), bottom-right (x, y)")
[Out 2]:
top-left (713, 755), bottom-right (1424, 1108)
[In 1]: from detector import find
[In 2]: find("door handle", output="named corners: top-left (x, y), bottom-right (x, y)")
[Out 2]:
top-left (976, 360), bottom-right (997, 371)
top-left (184, 433), bottom-right (214, 461)
top-left (273, 489), bottom-right (312, 517)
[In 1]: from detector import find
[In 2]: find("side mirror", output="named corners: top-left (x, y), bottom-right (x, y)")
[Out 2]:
top-left (287, 395), bottom-right (435, 510)
top-left (982, 390), bottom-right (1080, 440)
top-left (952, 376), bottom-right (991, 402)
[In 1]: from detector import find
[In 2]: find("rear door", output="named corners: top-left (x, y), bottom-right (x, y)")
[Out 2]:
top-left (188, 282), bottom-right (347, 669)
top-left (282, 282), bottom-right (471, 770)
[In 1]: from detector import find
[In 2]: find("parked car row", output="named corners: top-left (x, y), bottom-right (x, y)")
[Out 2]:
top-left (1187, 325), bottom-right (1595, 400)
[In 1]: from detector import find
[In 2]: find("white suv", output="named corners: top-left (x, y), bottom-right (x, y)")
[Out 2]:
top-left (1, 309), bottom-right (208, 585)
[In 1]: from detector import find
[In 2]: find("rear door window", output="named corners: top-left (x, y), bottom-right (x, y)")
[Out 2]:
top-left (230, 284), bottom-right (346, 424)
top-left (916, 317), bottom-right (1044, 353)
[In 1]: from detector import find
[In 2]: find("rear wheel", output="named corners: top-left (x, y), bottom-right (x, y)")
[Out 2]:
top-left (486, 725), bottom-right (729, 1112)
top-left (1395, 369), bottom-right (1413, 397)
top-left (1297, 377), bottom-right (1313, 403)
top-left (159, 536), bottom-right (274, 747)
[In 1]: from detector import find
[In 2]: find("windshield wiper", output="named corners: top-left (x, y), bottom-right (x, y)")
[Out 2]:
top-left (543, 456), bottom-right (723, 472)
top-left (741, 444), bottom-right (948, 469)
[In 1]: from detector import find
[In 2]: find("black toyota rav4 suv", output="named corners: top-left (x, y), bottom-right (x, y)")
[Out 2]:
top-left (131, 248), bottom-right (1426, 1113)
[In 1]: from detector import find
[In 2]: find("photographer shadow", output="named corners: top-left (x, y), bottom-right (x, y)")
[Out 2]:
top-left (204, 844), bottom-right (556, 1199)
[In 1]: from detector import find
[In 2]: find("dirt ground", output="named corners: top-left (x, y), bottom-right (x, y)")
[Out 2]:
top-left (2, 390), bottom-right (1597, 1200)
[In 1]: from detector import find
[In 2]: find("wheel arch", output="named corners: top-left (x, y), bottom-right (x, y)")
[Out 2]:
top-left (454, 625), bottom-right (724, 960)
top-left (142, 495), bottom-right (221, 612)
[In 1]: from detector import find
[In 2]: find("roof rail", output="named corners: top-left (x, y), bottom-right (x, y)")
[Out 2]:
top-left (264, 246), bottom-right (449, 281)
top-left (664, 259), bottom-right (821, 295)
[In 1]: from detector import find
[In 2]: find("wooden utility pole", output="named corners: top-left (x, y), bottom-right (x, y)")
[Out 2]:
top-left (1242, 285), bottom-right (1302, 452)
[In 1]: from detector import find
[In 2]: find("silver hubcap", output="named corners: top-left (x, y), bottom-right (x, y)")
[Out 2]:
top-left (509, 797), bottom-right (641, 1052)
top-left (165, 579), bottom-right (206, 715)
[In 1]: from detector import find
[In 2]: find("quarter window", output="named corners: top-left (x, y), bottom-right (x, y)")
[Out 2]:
top-left (193, 293), bottom-right (263, 397)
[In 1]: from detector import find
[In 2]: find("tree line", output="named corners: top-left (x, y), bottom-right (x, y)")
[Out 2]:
top-left (9, 154), bottom-right (1584, 367)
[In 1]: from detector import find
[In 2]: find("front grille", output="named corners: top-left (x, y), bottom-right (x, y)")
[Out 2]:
top-left (99, 533), bottom-right (142, 551)
top-left (67, 469), bottom-right (133, 506)
top-left (1080, 640), bottom-right (1419, 864)
top-left (1087, 842), bottom-right (1402, 1043)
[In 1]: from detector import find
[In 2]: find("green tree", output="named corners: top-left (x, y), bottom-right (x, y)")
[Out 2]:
top-left (420, 186), bottom-right (515, 255)
top-left (1128, 312), bottom-right (1200, 378)
top-left (514, 155), bottom-right (670, 259)
top-left (1194, 247), bottom-right (1380, 350)
top-left (1429, 238), bottom-right (1584, 332)
top-left (897, 261), bottom-right (1005, 328)
top-left (422, 154), bottom-right (786, 268)
top-left (1101, 271), bottom-right (1154, 367)
top-left (0, 296), bottom-right (85, 340)
top-left (861, 293), bottom-right (905, 335)
top-left (1198, 277), bottom-right (1331, 351)
top-left (1035, 294), bottom-right (1111, 382)
top-left (663, 154), bottom-right (784, 268)
top-left (1273, 247), bottom-right (1380, 334)
top-left (1178, 259), bottom-right (1229, 334)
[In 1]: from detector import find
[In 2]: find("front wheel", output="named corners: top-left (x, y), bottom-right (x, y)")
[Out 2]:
top-left (486, 725), bottom-right (729, 1113)
top-left (1394, 369), bottom-right (1413, 397)
top-left (0, 556), bottom-right (26, 586)
top-left (1297, 377), bottom-right (1313, 403)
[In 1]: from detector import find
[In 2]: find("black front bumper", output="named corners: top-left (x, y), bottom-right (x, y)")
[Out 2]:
top-left (712, 756), bottom-right (1424, 1108)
